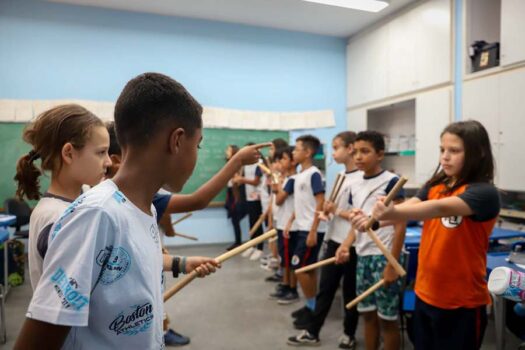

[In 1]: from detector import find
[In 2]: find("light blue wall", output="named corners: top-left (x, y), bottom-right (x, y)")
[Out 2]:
top-left (0, 0), bottom-right (348, 246)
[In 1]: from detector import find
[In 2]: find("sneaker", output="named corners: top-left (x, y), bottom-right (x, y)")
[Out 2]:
top-left (287, 330), bottom-right (320, 347)
top-left (260, 254), bottom-right (272, 263)
top-left (338, 334), bottom-right (356, 349)
top-left (278, 290), bottom-right (300, 305)
top-left (226, 242), bottom-right (241, 251)
top-left (293, 308), bottom-right (314, 329)
top-left (164, 329), bottom-right (190, 346)
top-left (265, 273), bottom-right (282, 283)
top-left (250, 249), bottom-right (263, 261)
top-left (241, 247), bottom-right (254, 258)
top-left (291, 306), bottom-right (309, 319)
top-left (269, 287), bottom-right (288, 300)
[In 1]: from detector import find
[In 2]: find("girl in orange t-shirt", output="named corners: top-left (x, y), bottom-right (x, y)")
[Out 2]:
top-left (353, 120), bottom-right (500, 350)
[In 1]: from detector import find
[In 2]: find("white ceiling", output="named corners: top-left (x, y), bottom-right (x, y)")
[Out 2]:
top-left (49, 0), bottom-right (418, 37)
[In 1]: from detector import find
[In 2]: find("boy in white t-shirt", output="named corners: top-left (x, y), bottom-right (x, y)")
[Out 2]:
top-left (339, 131), bottom-right (406, 350)
top-left (289, 135), bottom-right (326, 329)
top-left (15, 73), bottom-right (222, 349)
top-left (270, 146), bottom-right (299, 304)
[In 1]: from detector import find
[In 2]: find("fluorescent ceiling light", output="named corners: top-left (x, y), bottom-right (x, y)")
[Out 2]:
top-left (303, 0), bottom-right (389, 13)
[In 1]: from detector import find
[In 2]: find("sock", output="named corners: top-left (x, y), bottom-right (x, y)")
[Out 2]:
top-left (305, 297), bottom-right (316, 311)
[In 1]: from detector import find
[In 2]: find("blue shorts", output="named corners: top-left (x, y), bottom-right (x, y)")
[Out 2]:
top-left (278, 229), bottom-right (297, 268)
top-left (290, 231), bottom-right (325, 270)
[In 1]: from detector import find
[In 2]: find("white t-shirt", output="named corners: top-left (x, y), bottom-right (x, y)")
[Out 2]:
top-left (352, 170), bottom-right (404, 256)
top-left (293, 165), bottom-right (326, 232)
top-left (243, 163), bottom-right (262, 202)
top-left (27, 180), bottom-right (165, 350)
top-left (259, 172), bottom-right (271, 213)
top-left (28, 194), bottom-right (72, 291)
top-left (325, 169), bottom-right (362, 244)
top-left (275, 175), bottom-right (298, 231)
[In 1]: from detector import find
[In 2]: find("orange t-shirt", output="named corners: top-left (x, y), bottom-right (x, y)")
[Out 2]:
top-left (415, 182), bottom-right (499, 309)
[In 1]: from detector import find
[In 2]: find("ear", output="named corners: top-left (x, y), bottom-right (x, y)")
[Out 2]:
top-left (168, 128), bottom-right (185, 155)
top-left (377, 150), bottom-right (385, 161)
top-left (61, 143), bottom-right (75, 165)
top-left (110, 154), bottom-right (121, 166)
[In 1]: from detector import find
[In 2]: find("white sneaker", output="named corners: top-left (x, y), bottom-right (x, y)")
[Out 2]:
top-left (241, 247), bottom-right (255, 258)
top-left (250, 249), bottom-right (263, 261)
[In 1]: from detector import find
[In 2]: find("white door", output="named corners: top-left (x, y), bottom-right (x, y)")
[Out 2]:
top-left (501, 0), bottom-right (525, 67)
top-left (347, 108), bottom-right (367, 133)
top-left (415, 87), bottom-right (452, 184)
top-left (462, 75), bottom-right (501, 187)
top-left (498, 68), bottom-right (525, 191)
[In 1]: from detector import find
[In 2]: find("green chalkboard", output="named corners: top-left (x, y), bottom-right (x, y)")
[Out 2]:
top-left (0, 123), bottom-right (287, 205)
top-left (0, 123), bottom-right (50, 206)
top-left (180, 128), bottom-right (288, 202)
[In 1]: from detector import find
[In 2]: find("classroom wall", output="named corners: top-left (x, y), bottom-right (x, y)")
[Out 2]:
top-left (0, 0), bottom-right (348, 245)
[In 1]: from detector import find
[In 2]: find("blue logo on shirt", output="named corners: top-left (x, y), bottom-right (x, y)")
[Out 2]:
top-left (50, 267), bottom-right (89, 311)
top-left (109, 302), bottom-right (154, 336)
top-left (96, 246), bottom-right (132, 285)
top-left (51, 195), bottom-right (86, 240)
top-left (112, 191), bottom-right (127, 204)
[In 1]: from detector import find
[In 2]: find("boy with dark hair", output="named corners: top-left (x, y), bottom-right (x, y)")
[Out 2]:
top-left (339, 130), bottom-right (406, 350)
top-left (15, 72), bottom-right (229, 349)
top-left (105, 122), bottom-right (267, 346)
top-left (270, 146), bottom-right (299, 304)
top-left (288, 135), bottom-right (326, 328)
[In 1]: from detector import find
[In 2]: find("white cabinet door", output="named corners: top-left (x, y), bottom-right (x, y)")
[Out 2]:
top-left (347, 108), bottom-right (367, 133)
top-left (387, 11), bottom-right (417, 96)
top-left (462, 75), bottom-right (500, 145)
top-left (414, 0), bottom-right (452, 89)
top-left (498, 68), bottom-right (525, 191)
top-left (347, 26), bottom-right (389, 107)
top-left (463, 75), bottom-right (501, 184)
top-left (501, 0), bottom-right (525, 67)
top-left (415, 87), bottom-right (452, 184)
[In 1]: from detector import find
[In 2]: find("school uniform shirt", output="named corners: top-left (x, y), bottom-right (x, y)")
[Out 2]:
top-left (276, 176), bottom-right (298, 231)
top-left (326, 169), bottom-right (363, 244)
top-left (243, 163), bottom-right (263, 202)
top-left (415, 182), bottom-right (500, 309)
top-left (352, 170), bottom-right (405, 256)
top-left (28, 194), bottom-right (72, 291)
top-left (293, 165), bottom-right (326, 232)
top-left (27, 180), bottom-right (164, 349)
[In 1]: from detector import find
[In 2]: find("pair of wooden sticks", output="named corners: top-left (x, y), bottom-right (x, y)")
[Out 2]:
top-left (164, 228), bottom-right (278, 302)
top-left (171, 213), bottom-right (198, 241)
top-left (296, 177), bottom-right (408, 310)
top-left (318, 174), bottom-right (347, 222)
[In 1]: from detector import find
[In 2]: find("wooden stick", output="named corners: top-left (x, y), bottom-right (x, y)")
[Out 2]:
top-left (366, 228), bottom-right (406, 276)
top-left (173, 232), bottom-right (199, 241)
top-left (249, 211), bottom-right (268, 237)
top-left (328, 174), bottom-right (343, 202)
top-left (268, 235), bottom-right (278, 243)
top-left (295, 257), bottom-right (336, 274)
top-left (332, 175), bottom-right (346, 202)
top-left (164, 229), bottom-right (278, 301)
top-left (346, 279), bottom-right (385, 309)
top-left (172, 213), bottom-right (193, 226)
top-left (364, 177), bottom-right (408, 230)
top-left (258, 163), bottom-right (272, 176)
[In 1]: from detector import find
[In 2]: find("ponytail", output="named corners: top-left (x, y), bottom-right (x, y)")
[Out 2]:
top-left (14, 150), bottom-right (42, 200)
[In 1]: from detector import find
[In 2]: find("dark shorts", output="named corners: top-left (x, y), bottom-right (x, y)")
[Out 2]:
top-left (290, 231), bottom-right (325, 269)
top-left (278, 229), bottom-right (298, 268)
top-left (413, 296), bottom-right (487, 350)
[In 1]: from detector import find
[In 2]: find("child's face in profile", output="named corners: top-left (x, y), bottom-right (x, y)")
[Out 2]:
top-left (164, 127), bottom-right (203, 193)
top-left (225, 146), bottom-right (233, 161)
top-left (279, 153), bottom-right (293, 173)
top-left (293, 141), bottom-right (309, 164)
top-left (68, 126), bottom-right (112, 187)
top-left (353, 140), bottom-right (383, 175)
top-left (332, 137), bottom-right (352, 164)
